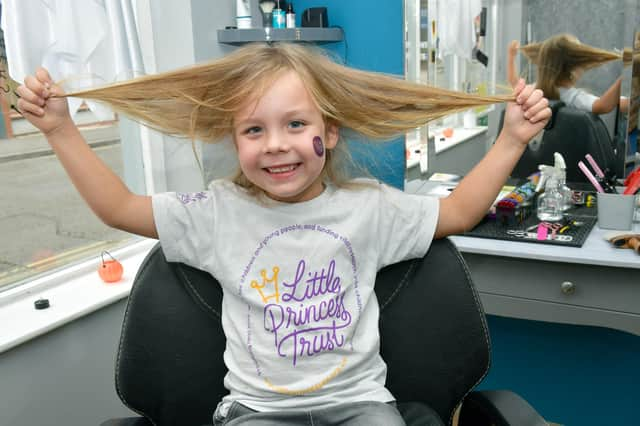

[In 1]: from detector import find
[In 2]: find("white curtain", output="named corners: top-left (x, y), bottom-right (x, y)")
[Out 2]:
top-left (1, 0), bottom-right (145, 120)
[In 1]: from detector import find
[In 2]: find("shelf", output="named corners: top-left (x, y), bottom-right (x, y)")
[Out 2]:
top-left (217, 28), bottom-right (343, 45)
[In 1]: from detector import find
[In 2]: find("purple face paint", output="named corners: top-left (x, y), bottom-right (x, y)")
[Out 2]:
top-left (313, 136), bottom-right (324, 157)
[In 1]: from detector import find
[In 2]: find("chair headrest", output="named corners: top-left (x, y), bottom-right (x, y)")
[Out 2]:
top-left (543, 100), bottom-right (566, 131)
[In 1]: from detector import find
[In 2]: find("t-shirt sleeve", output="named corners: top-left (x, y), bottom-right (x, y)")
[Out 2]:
top-left (561, 87), bottom-right (598, 112)
top-left (152, 191), bottom-right (215, 269)
top-left (375, 183), bottom-right (440, 268)
top-left (574, 89), bottom-right (598, 112)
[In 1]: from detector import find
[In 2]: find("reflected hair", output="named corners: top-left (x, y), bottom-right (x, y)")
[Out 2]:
top-left (62, 42), bottom-right (514, 189)
top-left (519, 34), bottom-right (630, 99)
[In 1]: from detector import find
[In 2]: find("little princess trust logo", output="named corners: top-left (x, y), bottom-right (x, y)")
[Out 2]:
top-left (240, 224), bottom-right (362, 395)
top-left (255, 259), bottom-right (352, 367)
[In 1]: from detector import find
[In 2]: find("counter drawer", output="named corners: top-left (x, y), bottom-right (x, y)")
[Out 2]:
top-left (462, 254), bottom-right (640, 315)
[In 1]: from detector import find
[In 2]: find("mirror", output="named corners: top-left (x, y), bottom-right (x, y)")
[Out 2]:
top-left (405, 0), bottom-right (638, 180)
top-left (625, 29), bottom-right (640, 174)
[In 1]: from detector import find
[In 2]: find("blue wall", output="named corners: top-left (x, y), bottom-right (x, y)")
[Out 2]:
top-left (480, 315), bottom-right (640, 426)
top-left (294, 0), bottom-right (406, 189)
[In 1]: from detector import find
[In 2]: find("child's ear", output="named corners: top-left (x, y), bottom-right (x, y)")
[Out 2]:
top-left (325, 123), bottom-right (339, 149)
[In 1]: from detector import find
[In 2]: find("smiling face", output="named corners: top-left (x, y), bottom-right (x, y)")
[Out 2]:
top-left (233, 71), bottom-right (339, 203)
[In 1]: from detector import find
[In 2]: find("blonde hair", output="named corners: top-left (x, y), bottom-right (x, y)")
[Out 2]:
top-left (519, 34), bottom-right (628, 99)
top-left (63, 42), bottom-right (514, 189)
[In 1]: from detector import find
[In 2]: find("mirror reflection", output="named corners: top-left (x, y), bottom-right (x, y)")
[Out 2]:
top-left (405, 0), bottom-right (638, 181)
top-left (626, 30), bottom-right (640, 173)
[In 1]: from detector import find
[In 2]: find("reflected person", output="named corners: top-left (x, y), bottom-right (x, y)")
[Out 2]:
top-left (508, 34), bottom-right (630, 114)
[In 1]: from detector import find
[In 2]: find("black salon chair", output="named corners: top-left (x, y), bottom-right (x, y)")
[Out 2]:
top-left (506, 102), bottom-right (621, 182)
top-left (101, 239), bottom-right (548, 426)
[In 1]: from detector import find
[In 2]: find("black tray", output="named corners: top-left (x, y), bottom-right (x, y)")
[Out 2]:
top-left (462, 204), bottom-right (597, 247)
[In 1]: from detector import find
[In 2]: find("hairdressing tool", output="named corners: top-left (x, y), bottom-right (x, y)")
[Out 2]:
top-left (606, 233), bottom-right (640, 254)
top-left (495, 181), bottom-right (537, 225)
top-left (584, 154), bottom-right (617, 193)
top-left (536, 223), bottom-right (548, 240)
top-left (537, 221), bottom-right (563, 240)
top-left (578, 161), bottom-right (605, 193)
top-left (558, 219), bottom-right (584, 234)
top-left (622, 169), bottom-right (640, 195)
top-left (623, 166), bottom-right (640, 187)
top-left (506, 229), bottom-right (573, 242)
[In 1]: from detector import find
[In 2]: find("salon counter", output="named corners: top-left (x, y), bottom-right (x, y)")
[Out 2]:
top-left (406, 179), bottom-right (640, 335)
top-left (454, 225), bottom-right (640, 425)
top-left (406, 179), bottom-right (640, 425)
top-left (451, 223), bottom-right (640, 336)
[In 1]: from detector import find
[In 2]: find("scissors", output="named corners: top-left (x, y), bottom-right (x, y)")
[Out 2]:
top-left (507, 229), bottom-right (573, 242)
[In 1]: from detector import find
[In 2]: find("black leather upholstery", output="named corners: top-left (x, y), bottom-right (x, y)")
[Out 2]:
top-left (103, 239), bottom-right (546, 426)
top-left (506, 103), bottom-right (620, 182)
top-left (376, 239), bottom-right (489, 424)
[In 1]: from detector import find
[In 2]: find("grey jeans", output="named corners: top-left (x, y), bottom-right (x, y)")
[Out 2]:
top-left (213, 400), bottom-right (409, 426)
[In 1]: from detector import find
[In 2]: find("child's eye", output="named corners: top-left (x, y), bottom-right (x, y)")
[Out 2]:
top-left (288, 120), bottom-right (305, 129)
top-left (243, 126), bottom-right (262, 135)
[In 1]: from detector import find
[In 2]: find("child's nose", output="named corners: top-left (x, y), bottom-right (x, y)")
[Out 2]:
top-left (264, 132), bottom-right (290, 153)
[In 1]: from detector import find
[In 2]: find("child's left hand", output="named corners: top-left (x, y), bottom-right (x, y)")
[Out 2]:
top-left (502, 78), bottom-right (551, 145)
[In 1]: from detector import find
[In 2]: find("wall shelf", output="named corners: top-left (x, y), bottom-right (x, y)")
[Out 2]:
top-left (217, 28), bottom-right (343, 45)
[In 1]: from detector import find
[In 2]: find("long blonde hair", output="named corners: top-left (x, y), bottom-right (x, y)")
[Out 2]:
top-left (62, 42), bottom-right (514, 188)
top-left (519, 34), bottom-right (629, 99)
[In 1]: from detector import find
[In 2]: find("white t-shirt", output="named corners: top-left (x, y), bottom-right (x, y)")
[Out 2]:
top-left (558, 87), bottom-right (598, 112)
top-left (152, 179), bottom-right (439, 411)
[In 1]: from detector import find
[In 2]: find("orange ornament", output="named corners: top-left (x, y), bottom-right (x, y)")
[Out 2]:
top-left (98, 251), bottom-right (123, 283)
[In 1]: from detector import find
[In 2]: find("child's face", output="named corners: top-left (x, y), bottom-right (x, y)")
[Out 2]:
top-left (233, 71), bottom-right (338, 203)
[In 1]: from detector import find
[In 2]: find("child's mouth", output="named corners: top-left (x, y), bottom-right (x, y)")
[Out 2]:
top-left (265, 163), bottom-right (300, 174)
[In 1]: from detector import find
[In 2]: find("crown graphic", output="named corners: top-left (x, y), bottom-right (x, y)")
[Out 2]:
top-left (251, 266), bottom-right (280, 304)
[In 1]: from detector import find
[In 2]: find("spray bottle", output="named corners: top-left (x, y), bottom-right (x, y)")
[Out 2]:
top-left (536, 170), bottom-right (564, 221)
top-left (552, 152), bottom-right (573, 211)
top-left (535, 152), bottom-right (571, 221)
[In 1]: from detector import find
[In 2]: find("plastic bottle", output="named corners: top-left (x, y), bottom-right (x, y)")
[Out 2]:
top-left (236, 0), bottom-right (252, 29)
top-left (536, 174), bottom-right (564, 221)
top-left (272, 1), bottom-right (285, 28)
top-left (285, 3), bottom-right (296, 28)
top-left (553, 152), bottom-right (573, 211)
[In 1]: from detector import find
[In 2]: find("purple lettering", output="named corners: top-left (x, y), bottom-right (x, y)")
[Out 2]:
top-left (281, 259), bottom-right (341, 302)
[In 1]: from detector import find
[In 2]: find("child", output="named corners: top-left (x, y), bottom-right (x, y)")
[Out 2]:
top-left (508, 34), bottom-right (629, 114)
top-left (17, 42), bottom-right (549, 425)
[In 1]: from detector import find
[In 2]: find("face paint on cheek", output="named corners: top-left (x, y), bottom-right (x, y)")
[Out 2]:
top-left (313, 136), bottom-right (324, 157)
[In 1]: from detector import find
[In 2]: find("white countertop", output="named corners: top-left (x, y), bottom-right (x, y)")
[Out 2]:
top-left (406, 179), bottom-right (640, 269)
top-left (451, 223), bottom-right (640, 269)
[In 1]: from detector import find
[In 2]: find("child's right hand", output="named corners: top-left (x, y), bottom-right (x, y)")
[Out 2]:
top-left (16, 67), bottom-right (73, 137)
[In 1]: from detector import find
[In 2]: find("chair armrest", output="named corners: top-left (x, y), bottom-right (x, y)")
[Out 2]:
top-left (459, 390), bottom-right (548, 426)
top-left (100, 417), bottom-right (152, 426)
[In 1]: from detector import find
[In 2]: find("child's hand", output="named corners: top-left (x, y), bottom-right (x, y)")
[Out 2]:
top-left (16, 67), bottom-right (72, 137)
top-left (502, 79), bottom-right (550, 145)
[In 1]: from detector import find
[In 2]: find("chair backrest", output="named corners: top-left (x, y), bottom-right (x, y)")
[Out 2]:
top-left (506, 103), bottom-right (620, 182)
top-left (114, 238), bottom-right (490, 426)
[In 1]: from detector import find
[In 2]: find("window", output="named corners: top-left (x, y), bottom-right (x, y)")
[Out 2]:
top-left (0, 27), bottom-right (137, 292)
